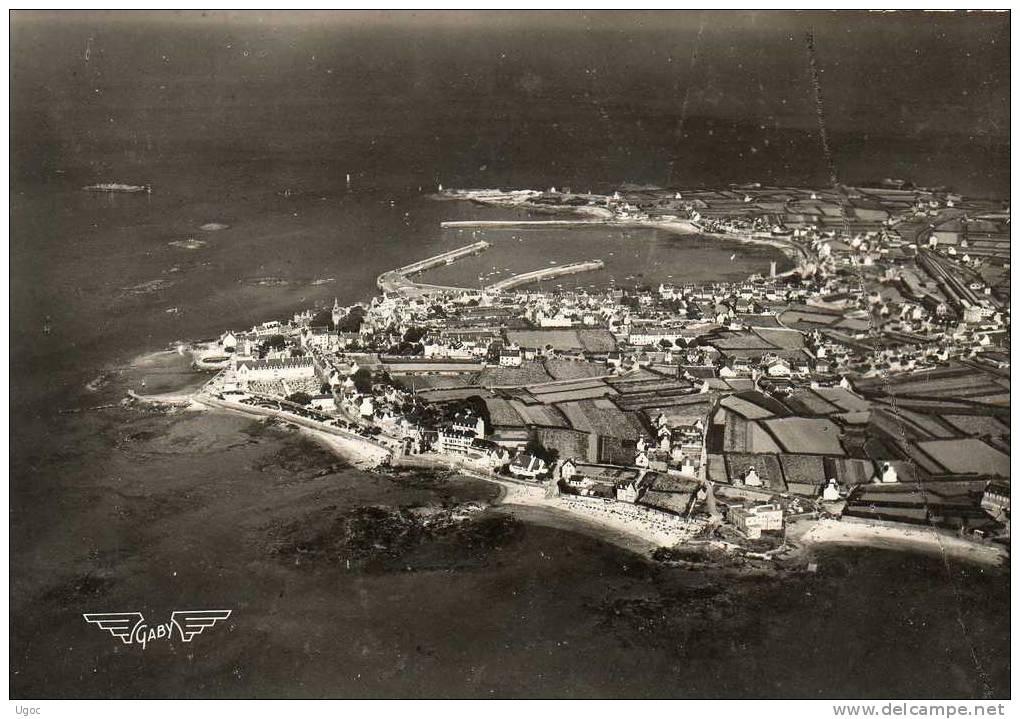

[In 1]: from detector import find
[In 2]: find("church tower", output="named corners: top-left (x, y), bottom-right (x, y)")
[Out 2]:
top-left (331, 298), bottom-right (343, 328)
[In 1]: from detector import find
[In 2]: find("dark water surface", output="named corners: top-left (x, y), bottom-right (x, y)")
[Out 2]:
top-left (11, 11), bottom-right (1009, 698)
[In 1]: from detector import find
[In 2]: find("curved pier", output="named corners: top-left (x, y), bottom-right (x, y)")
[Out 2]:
top-left (377, 241), bottom-right (489, 295)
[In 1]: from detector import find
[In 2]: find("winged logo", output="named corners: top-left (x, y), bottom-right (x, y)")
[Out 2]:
top-left (82, 612), bottom-right (144, 644)
top-left (82, 609), bottom-right (232, 646)
top-left (171, 609), bottom-right (232, 642)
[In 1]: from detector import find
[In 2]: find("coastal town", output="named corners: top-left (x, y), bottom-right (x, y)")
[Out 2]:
top-left (184, 183), bottom-right (1010, 561)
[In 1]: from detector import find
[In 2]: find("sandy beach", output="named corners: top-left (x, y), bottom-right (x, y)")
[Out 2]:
top-left (469, 474), bottom-right (695, 554)
top-left (789, 518), bottom-right (1008, 567)
top-left (649, 218), bottom-right (806, 266)
top-left (301, 425), bottom-right (392, 470)
top-left (471, 476), bottom-right (658, 555)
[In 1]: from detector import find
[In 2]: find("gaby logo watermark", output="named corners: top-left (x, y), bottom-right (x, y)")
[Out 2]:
top-left (83, 610), bottom-right (232, 649)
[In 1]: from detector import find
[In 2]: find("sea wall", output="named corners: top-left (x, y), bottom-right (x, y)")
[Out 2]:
top-left (195, 394), bottom-right (392, 464)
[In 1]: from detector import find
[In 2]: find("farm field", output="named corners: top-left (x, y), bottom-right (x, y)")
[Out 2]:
top-left (725, 452), bottom-right (786, 491)
top-left (484, 396), bottom-right (526, 427)
top-left (395, 374), bottom-right (478, 391)
top-left (780, 454), bottom-right (827, 488)
top-left (504, 328), bottom-right (617, 353)
top-left (917, 438), bottom-right (1011, 476)
top-left (940, 414), bottom-right (1010, 437)
top-left (720, 394), bottom-right (775, 420)
top-left (512, 401), bottom-right (571, 428)
top-left (813, 387), bottom-right (872, 412)
top-left (415, 386), bottom-right (489, 403)
top-left (544, 358), bottom-right (608, 381)
top-left (613, 384), bottom-right (699, 411)
top-left (524, 377), bottom-right (616, 404)
top-left (787, 389), bottom-right (842, 416)
top-left (576, 329), bottom-right (618, 352)
top-left (857, 366), bottom-right (1009, 398)
top-left (557, 398), bottom-right (645, 439)
top-left (779, 310), bottom-right (843, 326)
top-left (752, 327), bottom-right (807, 349)
top-left (748, 423), bottom-right (783, 453)
top-left (709, 331), bottom-right (776, 350)
top-left (478, 362), bottom-right (553, 387)
top-left (763, 417), bottom-right (846, 455)
top-left (644, 396), bottom-right (718, 425)
top-left (505, 329), bottom-right (584, 351)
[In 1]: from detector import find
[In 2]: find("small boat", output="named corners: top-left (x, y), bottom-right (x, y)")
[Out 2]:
top-left (83, 183), bottom-right (150, 194)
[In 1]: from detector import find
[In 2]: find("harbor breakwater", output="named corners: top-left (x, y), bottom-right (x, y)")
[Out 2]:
top-left (485, 260), bottom-right (606, 291)
top-left (376, 241), bottom-right (488, 295)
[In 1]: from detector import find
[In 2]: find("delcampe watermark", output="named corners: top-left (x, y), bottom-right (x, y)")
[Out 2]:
top-left (83, 610), bottom-right (232, 649)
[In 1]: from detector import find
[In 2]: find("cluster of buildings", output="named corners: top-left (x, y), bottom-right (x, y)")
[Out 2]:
top-left (199, 183), bottom-right (1009, 548)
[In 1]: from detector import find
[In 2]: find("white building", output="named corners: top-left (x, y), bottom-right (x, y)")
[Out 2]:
top-left (309, 394), bottom-right (336, 412)
top-left (876, 462), bottom-right (899, 484)
top-left (729, 503), bottom-right (783, 539)
top-left (451, 411), bottom-right (486, 439)
top-left (251, 320), bottom-right (285, 337)
top-left (742, 467), bottom-right (763, 487)
top-left (300, 327), bottom-right (341, 352)
top-left (499, 347), bottom-right (523, 367)
top-left (508, 453), bottom-right (547, 479)
top-left (235, 357), bottom-right (315, 386)
top-left (628, 327), bottom-right (684, 347)
top-left (981, 481), bottom-right (1010, 518)
top-left (219, 331), bottom-right (238, 351)
top-left (436, 428), bottom-right (477, 456)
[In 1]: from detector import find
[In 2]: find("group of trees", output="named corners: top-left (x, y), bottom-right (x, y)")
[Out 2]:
top-left (336, 306), bottom-right (366, 333)
top-left (386, 326), bottom-right (427, 356)
top-left (257, 334), bottom-right (288, 358)
top-left (350, 367), bottom-right (374, 394)
top-left (308, 304), bottom-right (366, 333)
top-left (310, 307), bottom-right (334, 328)
top-left (524, 437), bottom-right (559, 465)
top-left (441, 395), bottom-right (491, 428)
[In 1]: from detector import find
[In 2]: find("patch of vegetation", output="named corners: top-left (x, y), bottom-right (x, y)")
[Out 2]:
top-left (351, 367), bottom-right (374, 393)
top-left (253, 439), bottom-right (349, 475)
top-left (267, 504), bottom-right (520, 573)
top-left (258, 334), bottom-right (288, 357)
top-left (311, 307), bottom-right (334, 329)
top-left (526, 439), bottom-right (558, 464)
top-left (126, 429), bottom-right (160, 442)
top-left (378, 467), bottom-right (452, 489)
top-left (336, 306), bottom-right (366, 333)
top-left (589, 579), bottom-right (773, 658)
